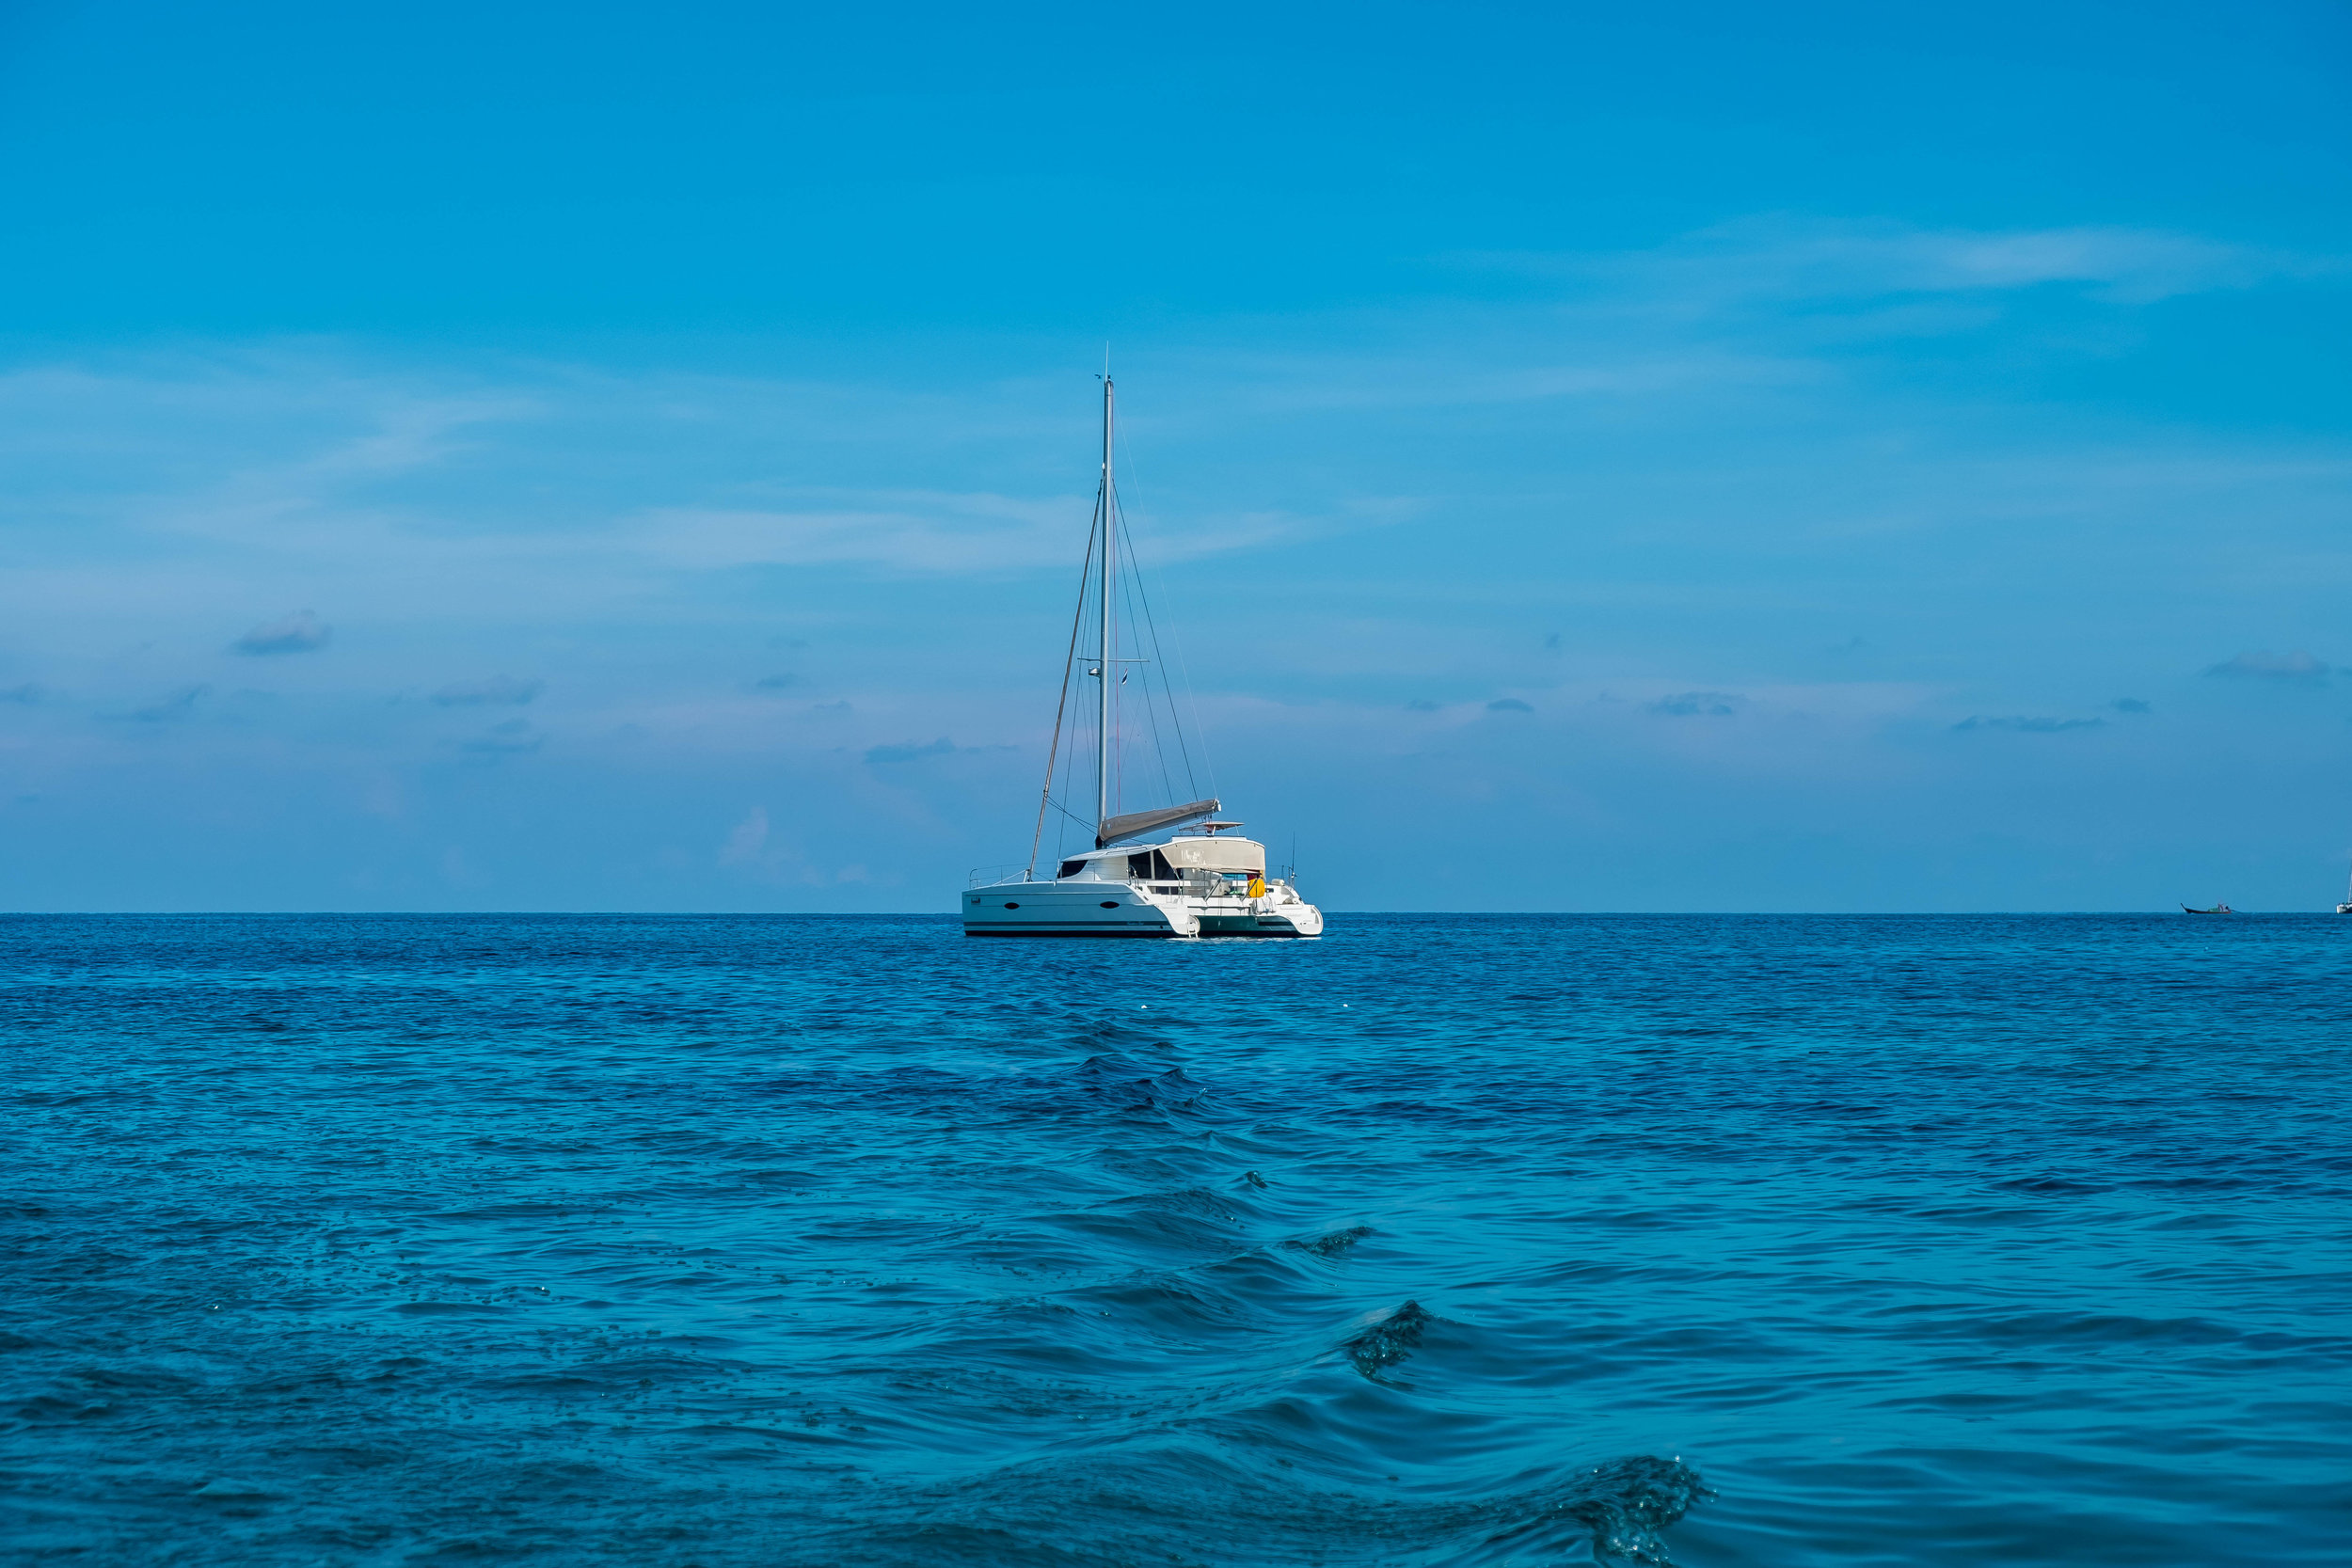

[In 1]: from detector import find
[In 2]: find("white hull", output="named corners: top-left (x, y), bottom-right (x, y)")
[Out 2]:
top-left (961, 880), bottom-right (1323, 939)
top-left (963, 881), bottom-right (1200, 937)
top-left (1195, 895), bottom-right (1324, 938)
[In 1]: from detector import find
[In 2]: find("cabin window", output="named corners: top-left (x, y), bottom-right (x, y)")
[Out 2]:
top-left (1057, 860), bottom-right (1086, 879)
top-left (1125, 849), bottom-right (1177, 880)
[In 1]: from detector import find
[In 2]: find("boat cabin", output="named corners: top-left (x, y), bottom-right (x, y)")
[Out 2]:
top-left (1056, 833), bottom-right (1266, 884)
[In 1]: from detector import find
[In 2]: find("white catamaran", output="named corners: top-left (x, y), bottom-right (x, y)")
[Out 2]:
top-left (961, 375), bottom-right (1324, 939)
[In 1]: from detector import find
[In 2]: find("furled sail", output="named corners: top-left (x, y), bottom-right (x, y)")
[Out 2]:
top-left (1097, 798), bottom-right (1219, 848)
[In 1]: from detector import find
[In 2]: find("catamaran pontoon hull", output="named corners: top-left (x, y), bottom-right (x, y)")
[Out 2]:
top-left (963, 832), bottom-right (1323, 939)
top-left (1195, 900), bottom-right (1324, 937)
top-left (961, 890), bottom-right (1322, 938)
top-left (962, 882), bottom-right (1200, 937)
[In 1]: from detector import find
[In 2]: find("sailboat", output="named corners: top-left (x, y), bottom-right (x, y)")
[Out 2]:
top-left (960, 375), bottom-right (1325, 939)
top-left (2336, 860), bottom-right (2351, 915)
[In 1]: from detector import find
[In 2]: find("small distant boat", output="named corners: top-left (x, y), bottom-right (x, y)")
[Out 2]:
top-left (2337, 860), bottom-right (2352, 915)
top-left (2180, 902), bottom-right (2233, 915)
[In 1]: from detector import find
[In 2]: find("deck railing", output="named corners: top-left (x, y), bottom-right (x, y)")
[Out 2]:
top-left (964, 869), bottom-right (1302, 900)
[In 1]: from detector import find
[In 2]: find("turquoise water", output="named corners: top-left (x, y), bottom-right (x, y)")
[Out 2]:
top-left (4, 914), bottom-right (2345, 1564)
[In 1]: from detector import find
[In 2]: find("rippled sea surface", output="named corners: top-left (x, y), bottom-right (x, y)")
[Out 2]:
top-left (6, 913), bottom-right (2348, 1565)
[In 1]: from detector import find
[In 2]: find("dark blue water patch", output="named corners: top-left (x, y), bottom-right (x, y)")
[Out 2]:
top-left (3, 912), bottom-right (2348, 1564)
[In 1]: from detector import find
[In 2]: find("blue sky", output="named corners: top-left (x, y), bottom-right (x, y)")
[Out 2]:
top-left (3, 0), bottom-right (2349, 911)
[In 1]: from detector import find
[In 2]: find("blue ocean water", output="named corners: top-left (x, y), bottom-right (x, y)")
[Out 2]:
top-left (4, 913), bottom-right (2346, 1566)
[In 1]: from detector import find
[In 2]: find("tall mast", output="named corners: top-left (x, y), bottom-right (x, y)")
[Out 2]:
top-left (1096, 373), bottom-right (1115, 844)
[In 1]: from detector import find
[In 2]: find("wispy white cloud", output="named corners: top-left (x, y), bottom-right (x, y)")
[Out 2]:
top-left (624, 487), bottom-right (1331, 576)
top-left (2205, 649), bottom-right (2329, 683)
top-left (1205, 347), bottom-right (1817, 416)
top-left (628, 496), bottom-right (1089, 575)
top-left (719, 805), bottom-right (769, 865)
top-left (1951, 715), bottom-right (2106, 733)
top-left (1468, 216), bottom-right (2336, 309)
